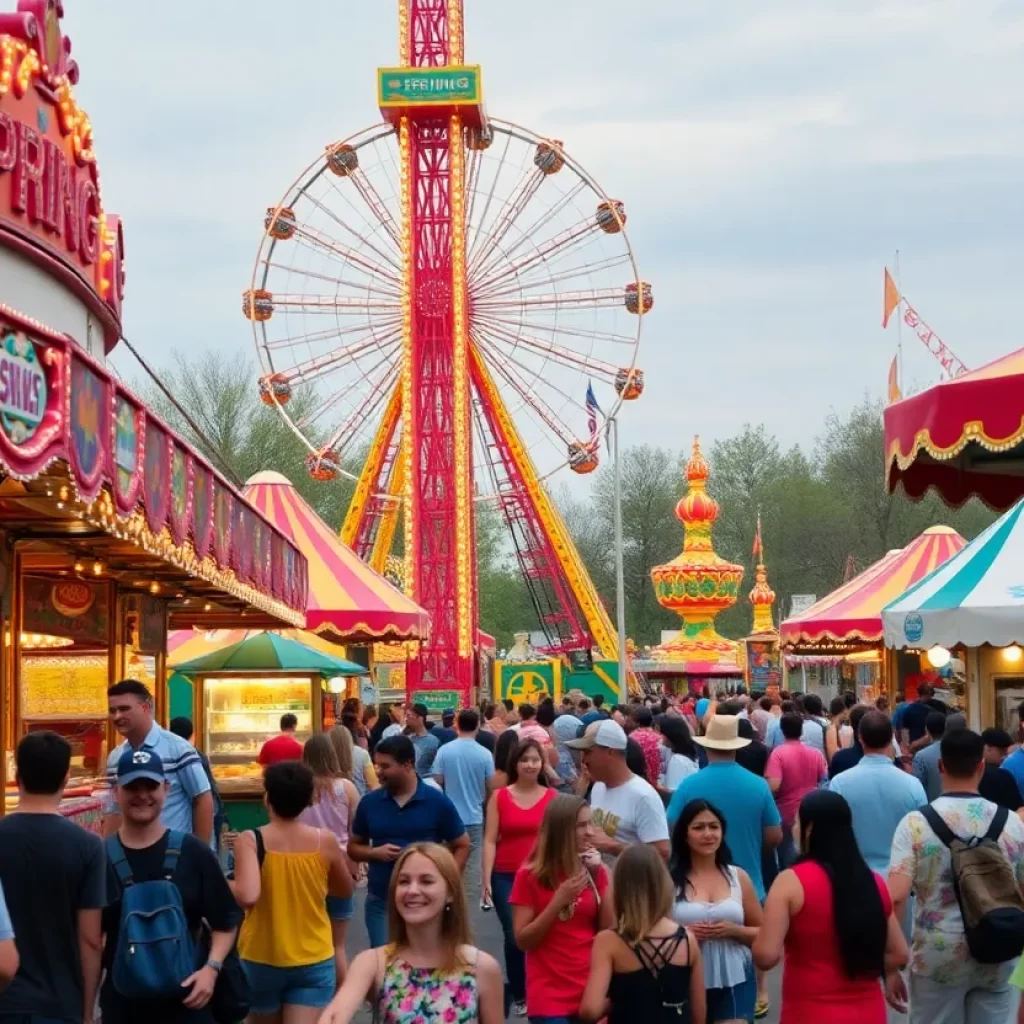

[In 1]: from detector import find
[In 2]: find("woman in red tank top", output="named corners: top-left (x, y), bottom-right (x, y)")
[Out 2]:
top-left (752, 790), bottom-right (909, 1023)
top-left (482, 738), bottom-right (557, 1017)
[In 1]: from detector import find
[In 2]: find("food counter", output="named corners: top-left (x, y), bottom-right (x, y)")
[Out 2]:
top-left (197, 674), bottom-right (323, 832)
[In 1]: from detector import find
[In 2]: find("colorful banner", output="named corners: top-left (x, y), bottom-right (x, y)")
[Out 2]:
top-left (69, 355), bottom-right (108, 499)
top-left (0, 308), bottom-right (307, 622)
top-left (143, 420), bottom-right (171, 534)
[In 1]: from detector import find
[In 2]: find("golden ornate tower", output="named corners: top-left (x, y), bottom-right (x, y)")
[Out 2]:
top-left (749, 512), bottom-right (776, 635)
top-left (650, 437), bottom-right (744, 669)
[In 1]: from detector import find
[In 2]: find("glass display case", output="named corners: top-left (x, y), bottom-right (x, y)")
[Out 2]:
top-left (203, 677), bottom-right (316, 771)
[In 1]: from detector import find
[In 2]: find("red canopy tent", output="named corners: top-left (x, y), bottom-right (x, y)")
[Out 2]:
top-left (780, 526), bottom-right (966, 651)
top-left (885, 348), bottom-right (1024, 511)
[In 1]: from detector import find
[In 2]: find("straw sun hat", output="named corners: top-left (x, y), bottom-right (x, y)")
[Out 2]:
top-left (693, 715), bottom-right (751, 751)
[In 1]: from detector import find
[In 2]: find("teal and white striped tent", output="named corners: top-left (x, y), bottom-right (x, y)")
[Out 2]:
top-left (882, 499), bottom-right (1024, 649)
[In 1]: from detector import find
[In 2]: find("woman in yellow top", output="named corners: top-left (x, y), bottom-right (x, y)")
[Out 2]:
top-left (233, 760), bottom-right (353, 1022)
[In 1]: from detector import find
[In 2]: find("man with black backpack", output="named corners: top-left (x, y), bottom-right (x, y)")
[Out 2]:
top-left (101, 748), bottom-right (242, 1022)
top-left (889, 728), bottom-right (1024, 1023)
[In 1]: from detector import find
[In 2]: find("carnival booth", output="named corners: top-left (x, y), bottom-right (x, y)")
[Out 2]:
top-left (0, 3), bottom-right (309, 828)
top-left (172, 633), bottom-right (364, 828)
top-left (885, 347), bottom-right (1024, 511)
top-left (780, 526), bottom-right (966, 703)
top-left (882, 500), bottom-right (1024, 731)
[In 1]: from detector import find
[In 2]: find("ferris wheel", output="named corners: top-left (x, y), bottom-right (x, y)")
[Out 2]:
top-left (246, 119), bottom-right (649, 495)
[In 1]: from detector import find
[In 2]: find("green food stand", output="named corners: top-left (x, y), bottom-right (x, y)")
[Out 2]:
top-left (173, 632), bottom-right (366, 832)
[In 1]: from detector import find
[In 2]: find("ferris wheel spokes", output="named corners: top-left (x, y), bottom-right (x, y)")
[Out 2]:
top-left (476, 251), bottom-right (632, 304)
top-left (322, 366), bottom-right (402, 454)
top-left (263, 316), bottom-right (403, 353)
top-left (471, 336), bottom-right (578, 449)
top-left (275, 222), bottom-right (403, 290)
top-left (344, 167), bottom-right (402, 248)
top-left (464, 129), bottom-right (515, 266)
top-left (280, 334), bottom-right (402, 390)
top-left (465, 165), bottom-right (546, 279)
top-left (292, 345), bottom-right (402, 434)
top-left (308, 185), bottom-right (403, 274)
top-left (472, 319), bottom-right (623, 384)
top-left (263, 293), bottom-right (402, 316)
top-left (261, 259), bottom-right (401, 304)
top-left (473, 288), bottom-right (626, 316)
top-left (473, 313), bottom-right (638, 349)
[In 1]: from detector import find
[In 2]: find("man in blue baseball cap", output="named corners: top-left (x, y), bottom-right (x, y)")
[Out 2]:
top-left (101, 747), bottom-right (241, 1021)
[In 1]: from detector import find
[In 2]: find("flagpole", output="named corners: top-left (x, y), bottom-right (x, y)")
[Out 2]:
top-left (608, 413), bottom-right (629, 704)
top-left (895, 249), bottom-right (904, 390)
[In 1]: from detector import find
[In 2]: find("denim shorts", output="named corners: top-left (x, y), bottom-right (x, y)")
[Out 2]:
top-left (242, 956), bottom-right (336, 1012)
top-left (327, 893), bottom-right (354, 921)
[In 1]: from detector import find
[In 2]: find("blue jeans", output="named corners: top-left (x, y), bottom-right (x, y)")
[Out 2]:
top-left (492, 870), bottom-right (525, 1002)
top-left (778, 829), bottom-right (798, 870)
top-left (365, 890), bottom-right (389, 948)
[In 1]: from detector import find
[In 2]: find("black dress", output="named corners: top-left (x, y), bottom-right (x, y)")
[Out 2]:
top-left (607, 926), bottom-right (692, 1024)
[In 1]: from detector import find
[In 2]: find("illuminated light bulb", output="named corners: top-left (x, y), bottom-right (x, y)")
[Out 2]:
top-left (327, 677), bottom-right (346, 694)
top-left (73, 561), bottom-right (84, 573)
top-left (203, 603), bottom-right (213, 612)
top-left (1003, 645), bottom-right (1023, 664)
top-left (92, 561), bottom-right (103, 575)
top-left (926, 645), bottom-right (951, 669)
top-left (149, 582), bottom-right (160, 595)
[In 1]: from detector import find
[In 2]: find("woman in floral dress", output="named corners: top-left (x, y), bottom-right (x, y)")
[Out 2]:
top-left (318, 843), bottom-right (504, 1024)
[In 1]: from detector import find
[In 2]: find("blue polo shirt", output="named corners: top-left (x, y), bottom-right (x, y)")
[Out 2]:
top-left (666, 761), bottom-right (781, 900)
top-left (105, 724), bottom-right (210, 836)
top-left (352, 781), bottom-right (466, 899)
top-left (828, 754), bottom-right (926, 875)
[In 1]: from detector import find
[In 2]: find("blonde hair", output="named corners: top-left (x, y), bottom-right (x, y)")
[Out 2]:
top-left (613, 844), bottom-right (675, 944)
top-left (327, 724), bottom-right (354, 781)
top-left (527, 794), bottom-right (586, 890)
top-left (386, 843), bottom-right (471, 971)
top-left (303, 733), bottom-right (342, 802)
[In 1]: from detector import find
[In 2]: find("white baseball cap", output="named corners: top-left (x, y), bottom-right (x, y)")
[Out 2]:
top-left (566, 718), bottom-right (628, 751)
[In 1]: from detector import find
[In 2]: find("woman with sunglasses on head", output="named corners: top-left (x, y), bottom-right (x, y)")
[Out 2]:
top-left (318, 843), bottom-right (503, 1024)
top-left (670, 799), bottom-right (761, 1024)
top-left (482, 738), bottom-right (556, 1017)
top-left (752, 790), bottom-right (908, 1023)
top-left (511, 795), bottom-right (614, 1024)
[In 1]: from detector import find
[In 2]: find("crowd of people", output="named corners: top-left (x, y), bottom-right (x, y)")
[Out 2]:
top-left (1, 679), bottom-right (1024, 1023)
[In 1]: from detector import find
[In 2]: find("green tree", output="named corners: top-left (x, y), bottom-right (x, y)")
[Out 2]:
top-left (137, 350), bottom-right (359, 527)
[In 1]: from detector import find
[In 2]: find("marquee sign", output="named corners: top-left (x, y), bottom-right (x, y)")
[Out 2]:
top-left (0, 1), bottom-right (125, 349)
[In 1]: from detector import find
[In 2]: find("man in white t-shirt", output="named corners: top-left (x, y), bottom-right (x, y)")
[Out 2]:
top-left (567, 719), bottom-right (669, 861)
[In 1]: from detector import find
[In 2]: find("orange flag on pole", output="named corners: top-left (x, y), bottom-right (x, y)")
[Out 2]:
top-left (887, 355), bottom-right (902, 403)
top-left (883, 269), bottom-right (901, 327)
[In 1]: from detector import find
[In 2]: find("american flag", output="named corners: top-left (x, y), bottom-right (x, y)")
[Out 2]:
top-left (585, 382), bottom-right (602, 449)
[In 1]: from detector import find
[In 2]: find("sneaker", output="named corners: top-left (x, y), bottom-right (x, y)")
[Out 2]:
top-left (513, 1000), bottom-right (527, 1017)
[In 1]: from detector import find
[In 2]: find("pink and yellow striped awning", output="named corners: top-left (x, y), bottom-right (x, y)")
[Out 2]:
top-left (167, 627), bottom-right (356, 666)
top-left (243, 472), bottom-right (430, 642)
top-left (779, 525), bottom-right (966, 648)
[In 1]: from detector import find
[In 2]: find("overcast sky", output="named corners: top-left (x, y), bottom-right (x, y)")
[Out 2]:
top-left (64, 0), bottom-right (1024, 466)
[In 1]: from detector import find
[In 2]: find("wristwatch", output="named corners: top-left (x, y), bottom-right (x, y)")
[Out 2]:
top-left (206, 958), bottom-right (224, 974)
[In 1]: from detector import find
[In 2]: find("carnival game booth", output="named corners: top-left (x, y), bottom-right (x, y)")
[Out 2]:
top-left (885, 347), bottom-right (1024, 511)
top-left (883, 500), bottom-right (1024, 732)
top-left (780, 526), bottom-right (966, 704)
top-left (0, 2), bottom-right (309, 830)
top-left (173, 633), bottom-right (364, 829)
